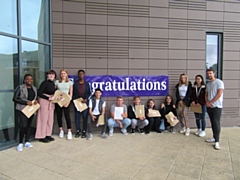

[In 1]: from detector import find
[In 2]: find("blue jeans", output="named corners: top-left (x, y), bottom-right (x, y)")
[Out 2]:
top-left (108, 118), bottom-right (131, 131)
top-left (75, 108), bottom-right (88, 132)
top-left (194, 105), bottom-right (206, 131)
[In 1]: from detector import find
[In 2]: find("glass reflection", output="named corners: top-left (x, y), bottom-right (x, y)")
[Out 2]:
top-left (206, 35), bottom-right (218, 73)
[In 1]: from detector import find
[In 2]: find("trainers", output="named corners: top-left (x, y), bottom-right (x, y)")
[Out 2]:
top-left (17, 143), bottom-right (23, 152)
top-left (170, 127), bottom-right (175, 134)
top-left (67, 132), bottom-right (72, 140)
top-left (214, 142), bottom-right (220, 150)
top-left (131, 128), bottom-right (135, 135)
top-left (101, 133), bottom-right (108, 139)
top-left (59, 130), bottom-right (64, 138)
top-left (185, 128), bottom-right (190, 136)
top-left (180, 127), bottom-right (186, 134)
top-left (24, 142), bottom-right (33, 148)
top-left (109, 130), bottom-right (113, 136)
top-left (145, 132), bottom-right (150, 135)
top-left (198, 131), bottom-right (206, 137)
top-left (121, 129), bottom-right (128, 135)
top-left (75, 131), bottom-right (81, 138)
top-left (195, 129), bottom-right (201, 136)
top-left (206, 138), bottom-right (215, 143)
top-left (138, 128), bottom-right (144, 134)
top-left (87, 133), bottom-right (93, 140)
top-left (81, 131), bottom-right (86, 138)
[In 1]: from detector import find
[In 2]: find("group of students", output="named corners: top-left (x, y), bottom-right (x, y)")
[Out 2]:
top-left (13, 68), bottom-right (224, 151)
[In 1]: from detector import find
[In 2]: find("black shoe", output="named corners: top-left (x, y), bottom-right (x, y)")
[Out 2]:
top-left (157, 131), bottom-right (163, 134)
top-left (81, 131), bottom-right (86, 138)
top-left (39, 138), bottom-right (50, 143)
top-left (138, 128), bottom-right (144, 134)
top-left (46, 136), bottom-right (55, 141)
top-left (170, 127), bottom-right (175, 134)
top-left (146, 131), bottom-right (150, 135)
top-left (75, 131), bottom-right (81, 138)
top-left (131, 128), bottom-right (135, 135)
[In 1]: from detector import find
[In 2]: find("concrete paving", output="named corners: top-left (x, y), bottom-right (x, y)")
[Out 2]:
top-left (0, 127), bottom-right (239, 180)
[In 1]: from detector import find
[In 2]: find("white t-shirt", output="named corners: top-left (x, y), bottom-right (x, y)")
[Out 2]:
top-left (55, 80), bottom-right (73, 94)
top-left (206, 79), bottom-right (224, 108)
top-left (89, 99), bottom-right (106, 115)
top-left (179, 85), bottom-right (188, 97)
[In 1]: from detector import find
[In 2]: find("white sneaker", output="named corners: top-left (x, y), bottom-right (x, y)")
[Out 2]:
top-left (17, 143), bottom-right (23, 152)
top-left (214, 142), bottom-right (220, 150)
top-left (59, 130), bottom-right (64, 138)
top-left (101, 133), bottom-right (108, 139)
top-left (180, 127), bottom-right (186, 134)
top-left (109, 130), bottom-right (113, 136)
top-left (195, 129), bottom-right (201, 135)
top-left (185, 128), bottom-right (190, 136)
top-left (24, 142), bottom-right (33, 148)
top-left (67, 132), bottom-right (72, 140)
top-left (121, 129), bottom-right (128, 135)
top-left (87, 133), bottom-right (93, 140)
top-left (205, 138), bottom-right (215, 143)
top-left (199, 131), bottom-right (206, 137)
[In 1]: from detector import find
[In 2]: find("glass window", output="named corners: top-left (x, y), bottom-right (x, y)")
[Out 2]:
top-left (0, 0), bottom-right (17, 35)
top-left (22, 40), bottom-right (50, 87)
top-left (21, 0), bottom-right (50, 42)
top-left (206, 33), bottom-right (223, 79)
top-left (0, 36), bottom-right (18, 90)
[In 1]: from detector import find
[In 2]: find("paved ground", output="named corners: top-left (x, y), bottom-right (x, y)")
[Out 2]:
top-left (0, 127), bottom-right (239, 180)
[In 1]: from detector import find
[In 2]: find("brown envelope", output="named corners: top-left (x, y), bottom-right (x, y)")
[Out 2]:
top-left (22, 103), bottom-right (40, 118)
top-left (135, 105), bottom-right (145, 118)
top-left (148, 109), bottom-right (161, 117)
top-left (57, 93), bottom-right (71, 107)
top-left (51, 90), bottom-right (62, 103)
top-left (97, 115), bottom-right (105, 125)
top-left (73, 98), bottom-right (88, 112)
top-left (165, 112), bottom-right (179, 127)
top-left (190, 104), bottom-right (202, 114)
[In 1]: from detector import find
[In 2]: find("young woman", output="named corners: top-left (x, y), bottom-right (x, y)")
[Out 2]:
top-left (191, 75), bottom-right (206, 137)
top-left (13, 74), bottom-right (38, 151)
top-left (146, 99), bottom-right (161, 134)
top-left (175, 73), bottom-right (192, 136)
top-left (160, 95), bottom-right (177, 133)
top-left (55, 69), bottom-right (73, 140)
top-left (35, 70), bottom-right (57, 143)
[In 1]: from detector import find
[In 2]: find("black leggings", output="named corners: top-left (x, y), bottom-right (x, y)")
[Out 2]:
top-left (55, 104), bottom-right (71, 129)
top-left (18, 111), bottom-right (34, 144)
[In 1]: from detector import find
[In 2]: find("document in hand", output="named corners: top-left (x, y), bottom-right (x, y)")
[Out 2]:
top-left (114, 107), bottom-right (124, 120)
top-left (190, 104), bottom-right (202, 114)
top-left (58, 93), bottom-right (71, 107)
top-left (97, 115), bottom-right (105, 125)
top-left (52, 90), bottom-right (62, 103)
top-left (165, 112), bottom-right (179, 127)
top-left (148, 109), bottom-right (161, 117)
top-left (22, 103), bottom-right (40, 118)
top-left (73, 98), bottom-right (88, 112)
top-left (135, 105), bottom-right (145, 118)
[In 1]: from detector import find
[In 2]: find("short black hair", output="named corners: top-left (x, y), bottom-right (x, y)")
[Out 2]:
top-left (206, 68), bottom-right (215, 73)
top-left (133, 95), bottom-right (140, 100)
top-left (46, 70), bottom-right (57, 78)
top-left (94, 88), bottom-right (102, 93)
top-left (24, 74), bottom-right (33, 80)
top-left (78, 69), bottom-right (85, 74)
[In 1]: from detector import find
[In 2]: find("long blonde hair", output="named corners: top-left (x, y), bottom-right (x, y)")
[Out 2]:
top-left (178, 73), bottom-right (189, 86)
top-left (59, 69), bottom-right (69, 83)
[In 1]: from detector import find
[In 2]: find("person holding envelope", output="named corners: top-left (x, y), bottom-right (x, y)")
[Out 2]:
top-left (35, 70), bottom-right (57, 143)
top-left (160, 95), bottom-right (178, 133)
top-left (107, 96), bottom-right (131, 136)
top-left (13, 74), bottom-right (38, 151)
top-left (191, 75), bottom-right (206, 137)
top-left (146, 99), bottom-right (161, 134)
top-left (128, 96), bottom-right (149, 134)
top-left (73, 69), bottom-right (91, 138)
top-left (88, 88), bottom-right (108, 140)
top-left (55, 69), bottom-right (73, 140)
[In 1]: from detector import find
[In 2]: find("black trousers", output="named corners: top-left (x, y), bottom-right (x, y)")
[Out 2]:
top-left (55, 104), bottom-right (71, 129)
top-left (17, 110), bottom-right (34, 143)
top-left (147, 117), bottom-right (161, 132)
top-left (207, 107), bottom-right (222, 142)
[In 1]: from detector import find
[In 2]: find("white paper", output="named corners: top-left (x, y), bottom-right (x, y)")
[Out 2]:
top-left (114, 107), bottom-right (124, 120)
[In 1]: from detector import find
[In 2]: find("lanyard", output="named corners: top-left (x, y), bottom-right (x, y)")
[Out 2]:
top-left (195, 86), bottom-right (202, 97)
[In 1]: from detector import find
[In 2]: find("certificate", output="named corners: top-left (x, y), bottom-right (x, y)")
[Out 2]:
top-left (73, 98), bottom-right (88, 112)
top-left (97, 115), bottom-right (105, 125)
top-left (51, 90), bottom-right (62, 103)
top-left (22, 103), bottom-right (40, 118)
top-left (165, 112), bottom-right (179, 127)
top-left (190, 104), bottom-right (202, 114)
top-left (135, 105), bottom-right (145, 118)
top-left (114, 107), bottom-right (124, 120)
top-left (57, 93), bottom-right (71, 107)
top-left (148, 109), bottom-right (161, 117)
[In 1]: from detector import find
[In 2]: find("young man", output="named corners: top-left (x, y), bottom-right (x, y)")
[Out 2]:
top-left (128, 96), bottom-right (149, 134)
top-left (205, 69), bottom-right (224, 150)
top-left (73, 70), bottom-right (91, 138)
top-left (88, 88), bottom-right (108, 140)
top-left (107, 96), bottom-right (131, 136)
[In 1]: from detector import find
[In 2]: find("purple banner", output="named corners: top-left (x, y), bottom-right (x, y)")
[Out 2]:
top-left (69, 75), bottom-right (168, 97)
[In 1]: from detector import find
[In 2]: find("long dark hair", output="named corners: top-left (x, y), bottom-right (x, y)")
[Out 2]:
top-left (147, 99), bottom-right (155, 109)
top-left (194, 75), bottom-right (205, 86)
top-left (164, 95), bottom-right (174, 106)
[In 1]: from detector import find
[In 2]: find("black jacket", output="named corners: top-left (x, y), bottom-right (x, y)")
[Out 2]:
top-left (175, 81), bottom-right (192, 107)
top-left (128, 104), bottom-right (148, 120)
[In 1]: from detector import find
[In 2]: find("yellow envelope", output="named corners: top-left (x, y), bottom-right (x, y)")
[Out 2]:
top-left (57, 93), bottom-right (71, 107)
top-left (190, 104), bottom-right (202, 114)
top-left (73, 98), bottom-right (88, 112)
top-left (51, 90), bottom-right (62, 103)
top-left (97, 115), bottom-right (105, 125)
top-left (22, 103), bottom-right (40, 118)
top-left (135, 105), bottom-right (145, 118)
top-left (165, 112), bottom-right (179, 127)
top-left (148, 109), bottom-right (161, 117)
